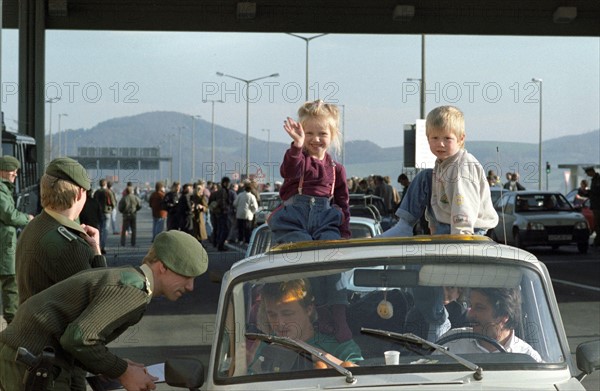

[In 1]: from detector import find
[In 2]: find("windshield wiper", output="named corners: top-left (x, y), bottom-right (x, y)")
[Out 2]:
top-left (361, 327), bottom-right (483, 380)
top-left (245, 332), bottom-right (356, 384)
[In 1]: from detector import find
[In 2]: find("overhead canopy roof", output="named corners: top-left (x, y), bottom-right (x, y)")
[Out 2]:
top-left (2, 0), bottom-right (600, 36)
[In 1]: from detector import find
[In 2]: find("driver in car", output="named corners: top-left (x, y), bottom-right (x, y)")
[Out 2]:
top-left (438, 287), bottom-right (542, 362)
top-left (248, 278), bottom-right (363, 373)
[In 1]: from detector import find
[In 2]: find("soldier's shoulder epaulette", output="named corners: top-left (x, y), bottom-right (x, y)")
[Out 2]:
top-left (57, 226), bottom-right (79, 242)
top-left (119, 269), bottom-right (150, 294)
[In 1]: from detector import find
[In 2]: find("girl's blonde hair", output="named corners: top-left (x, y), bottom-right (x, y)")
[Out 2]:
top-left (40, 173), bottom-right (81, 210)
top-left (297, 100), bottom-right (342, 155)
top-left (425, 105), bottom-right (465, 148)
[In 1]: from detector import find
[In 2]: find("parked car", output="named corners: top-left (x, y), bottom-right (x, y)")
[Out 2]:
top-left (489, 191), bottom-right (590, 253)
top-left (163, 235), bottom-right (600, 390)
top-left (490, 186), bottom-right (503, 205)
top-left (245, 216), bottom-right (383, 257)
top-left (566, 189), bottom-right (595, 234)
top-left (349, 194), bottom-right (396, 230)
top-left (254, 192), bottom-right (282, 225)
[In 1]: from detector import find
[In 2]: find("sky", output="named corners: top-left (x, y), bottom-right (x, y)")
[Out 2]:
top-left (1, 30), bottom-right (599, 148)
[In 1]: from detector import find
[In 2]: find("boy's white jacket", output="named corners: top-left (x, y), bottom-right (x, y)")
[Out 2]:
top-left (431, 148), bottom-right (499, 234)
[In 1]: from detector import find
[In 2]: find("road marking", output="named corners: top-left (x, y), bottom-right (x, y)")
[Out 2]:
top-left (552, 278), bottom-right (600, 292)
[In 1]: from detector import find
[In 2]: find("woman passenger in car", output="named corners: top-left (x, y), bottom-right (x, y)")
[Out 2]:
top-left (248, 279), bottom-right (362, 374)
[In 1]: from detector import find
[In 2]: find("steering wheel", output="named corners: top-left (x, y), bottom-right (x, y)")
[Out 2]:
top-left (435, 332), bottom-right (507, 353)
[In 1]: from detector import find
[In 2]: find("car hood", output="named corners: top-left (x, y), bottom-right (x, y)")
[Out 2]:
top-left (518, 211), bottom-right (586, 224)
top-left (212, 368), bottom-right (581, 390)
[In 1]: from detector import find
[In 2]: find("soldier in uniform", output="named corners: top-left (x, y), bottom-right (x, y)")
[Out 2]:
top-left (16, 157), bottom-right (107, 306)
top-left (0, 230), bottom-right (208, 391)
top-left (0, 155), bottom-right (33, 325)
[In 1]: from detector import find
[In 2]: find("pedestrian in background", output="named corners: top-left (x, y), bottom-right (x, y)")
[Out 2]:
top-left (574, 179), bottom-right (589, 207)
top-left (93, 179), bottom-right (117, 254)
top-left (233, 182), bottom-right (258, 244)
top-left (209, 176), bottom-right (236, 251)
top-left (177, 183), bottom-right (195, 235)
top-left (0, 156), bottom-right (33, 325)
top-left (118, 185), bottom-right (141, 247)
top-left (192, 182), bottom-right (209, 242)
top-left (584, 166), bottom-right (600, 247)
top-left (79, 188), bottom-right (103, 231)
top-left (164, 181), bottom-right (181, 231)
top-left (148, 181), bottom-right (167, 242)
top-left (0, 231), bottom-right (208, 391)
top-left (397, 173), bottom-right (410, 202)
top-left (107, 181), bottom-right (120, 234)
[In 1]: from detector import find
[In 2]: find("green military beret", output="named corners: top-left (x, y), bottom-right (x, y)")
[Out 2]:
top-left (153, 231), bottom-right (208, 277)
top-left (45, 157), bottom-right (91, 190)
top-left (0, 156), bottom-right (20, 171)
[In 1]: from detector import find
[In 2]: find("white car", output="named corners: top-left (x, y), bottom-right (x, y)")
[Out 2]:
top-left (254, 192), bottom-right (282, 225)
top-left (489, 191), bottom-right (590, 253)
top-left (163, 236), bottom-right (600, 390)
top-left (244, 216), bottom-right (383, 258)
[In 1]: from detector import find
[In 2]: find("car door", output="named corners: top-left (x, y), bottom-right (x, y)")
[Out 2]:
top-left (495, 193), bottom-right (516, 244)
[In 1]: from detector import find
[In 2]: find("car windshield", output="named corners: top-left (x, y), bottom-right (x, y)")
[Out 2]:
top-left (516, 193), bottom-right (573, 212)
top-left (214, 255), bottom-right (565, 383)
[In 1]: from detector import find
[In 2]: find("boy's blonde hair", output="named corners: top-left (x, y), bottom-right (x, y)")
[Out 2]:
top-left (40, 173), bottom-right (81, 210)
top-left (425, 105), bottom-right (465, 147)
top-left (298, 100), bottom-right (342, 155)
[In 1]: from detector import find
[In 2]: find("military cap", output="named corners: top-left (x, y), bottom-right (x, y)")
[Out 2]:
top-left (45, 157), bottom-right (91, 190)
top-left (153, 231), bottom-right (208, 277)
top-left (0, 156), bottom-right (20, 171)
top-left (583, 166), bottom-right (596, 172)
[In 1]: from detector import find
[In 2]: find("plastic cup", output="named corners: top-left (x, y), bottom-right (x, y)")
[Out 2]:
top-left (384, 350), bottom-right (400, 365)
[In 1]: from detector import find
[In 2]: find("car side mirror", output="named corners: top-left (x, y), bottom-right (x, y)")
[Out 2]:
top-left (165, 357), bottom-right (205, 390)
top-left (576, 340), bottom-right (600, 380)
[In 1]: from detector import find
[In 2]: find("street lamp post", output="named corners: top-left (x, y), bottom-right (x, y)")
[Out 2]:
top-left (216, 72), bottom-right (279, 179)
top-left (203, 99), bottom-right (224, 182)
top-left (407, 78), bottom-right (424, 119)
top-left (58, 113), bottom-right (68, 156)
top-left (191, 115), bottom-right (201, 181)
top-left (287, 33), bottom-right (327, 101)
top-left (532, 78), bottom-right (543, 190)
top-left (261, 128), bottom-right (271, 185)
top-left (45, 97), bottom-right (60, 162)
top-left (337, 104), bottom-right (346, 166)
top-left (168, 134), bottom-right (175, 185)
top-left (176, 126), bottom-right (187, 182)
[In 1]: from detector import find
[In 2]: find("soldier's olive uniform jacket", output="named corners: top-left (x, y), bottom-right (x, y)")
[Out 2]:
top-left (16, 209), bottom-right (107, 303)
top-left (0, 265), bottom-right (153, 379)
top-left (0, 178), bottom-right (30, 275)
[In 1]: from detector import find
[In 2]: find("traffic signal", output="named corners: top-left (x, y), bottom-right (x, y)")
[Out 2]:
top-left (546, 161), bottom-right (551, 174)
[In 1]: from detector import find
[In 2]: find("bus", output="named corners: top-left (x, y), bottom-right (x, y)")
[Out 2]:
top-left (1, 128), bottom-right (40, 215)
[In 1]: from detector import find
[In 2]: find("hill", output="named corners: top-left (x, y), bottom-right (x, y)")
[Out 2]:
top-left (57, 111), bottom-right (599, 191)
